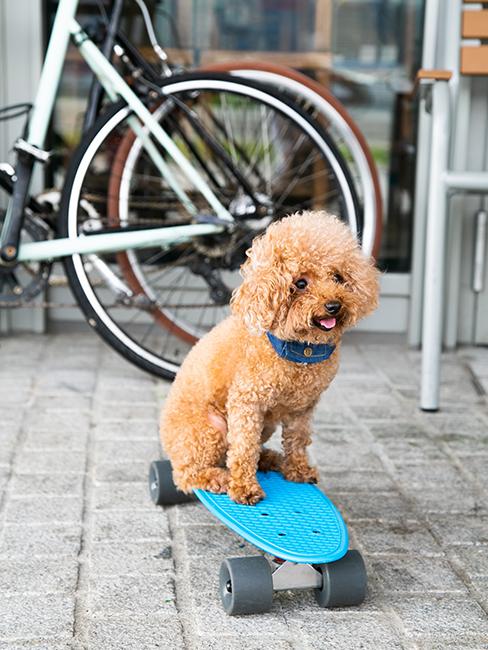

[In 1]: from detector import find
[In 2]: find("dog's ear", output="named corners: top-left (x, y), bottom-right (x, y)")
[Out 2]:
top-left (345, 251), bottom-right (381, 325)
top-left (231, 233), bottom-right (292, 334)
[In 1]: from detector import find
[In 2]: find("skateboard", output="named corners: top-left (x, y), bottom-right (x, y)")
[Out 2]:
top-left (149, 460), bottom-right (367, 615)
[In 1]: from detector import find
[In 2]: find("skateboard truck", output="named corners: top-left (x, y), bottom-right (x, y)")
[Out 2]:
top-left (271, 560), bottom-right (322, 591)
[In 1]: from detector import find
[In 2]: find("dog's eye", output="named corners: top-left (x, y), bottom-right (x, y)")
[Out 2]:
top-left (294, 278), bottom-right (308, 290)
top-left (333, 272), bottom-right (345, 284)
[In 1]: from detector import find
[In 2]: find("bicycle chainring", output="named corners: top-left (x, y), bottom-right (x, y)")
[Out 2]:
top-left (0, 210), bottom-right (52, 307)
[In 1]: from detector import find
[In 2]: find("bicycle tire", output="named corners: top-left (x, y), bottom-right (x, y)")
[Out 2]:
top-left (203, 62), bottom-right (382, 258)
top-left (59, 72), bottom-right (361, 379)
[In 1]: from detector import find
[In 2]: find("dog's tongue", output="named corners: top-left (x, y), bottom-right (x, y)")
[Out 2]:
top-left (319, 317), bottom-right (336, 329)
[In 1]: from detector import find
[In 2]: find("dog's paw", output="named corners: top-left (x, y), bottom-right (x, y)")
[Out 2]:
top-left (282, 462), bottom-right (319, 484)
top-left (228, 481), bottom-right (265, 505)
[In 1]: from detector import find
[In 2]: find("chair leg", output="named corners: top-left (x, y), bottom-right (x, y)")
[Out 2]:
top-left (420, 80), bottom-right (451, 411)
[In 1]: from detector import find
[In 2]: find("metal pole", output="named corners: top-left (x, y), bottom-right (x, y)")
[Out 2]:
top-left (420, 81), bottom-right (450, 411)
top-left (408, 0), bottom-right (443, 347)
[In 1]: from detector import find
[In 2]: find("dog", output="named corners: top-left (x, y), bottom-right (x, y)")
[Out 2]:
top-left (160, 211), bottom-right (379, 504)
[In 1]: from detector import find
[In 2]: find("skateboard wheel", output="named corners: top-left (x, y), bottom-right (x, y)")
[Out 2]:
top-left (219, 556), bottom-right (273, 615)
top-left (315, 550), bottom-right (367, 608)
top-left (148, 460), bottom-right (194, 506)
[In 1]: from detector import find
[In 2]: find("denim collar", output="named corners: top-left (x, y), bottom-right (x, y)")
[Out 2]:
top-left (266, 331), bottom-right (336, 364)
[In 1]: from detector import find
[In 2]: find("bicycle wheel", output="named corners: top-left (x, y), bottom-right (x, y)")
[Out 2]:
top-left (204, 62), bottom-right (382, 258)
top-left (60, 72), bottom-right (360, 379)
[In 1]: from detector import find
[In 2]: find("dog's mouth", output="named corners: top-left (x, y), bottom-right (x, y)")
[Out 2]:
top-left (313, 316), bottom-right (337, 331)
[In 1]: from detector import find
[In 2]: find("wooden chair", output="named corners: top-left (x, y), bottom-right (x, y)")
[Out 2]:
top-left (416, 0), bottom-right (488, 410)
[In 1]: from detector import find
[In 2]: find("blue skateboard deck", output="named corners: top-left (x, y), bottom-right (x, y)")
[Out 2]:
top-left (194, 471), bottom-right (348, 564)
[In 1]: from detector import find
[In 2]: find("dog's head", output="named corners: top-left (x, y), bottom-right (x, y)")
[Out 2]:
top-left (231, 211), bottom-right (380, 343)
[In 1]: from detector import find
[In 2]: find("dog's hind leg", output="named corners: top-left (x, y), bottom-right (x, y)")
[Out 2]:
top-left (163, 406), bottom-right (229, 495)
top-left (258, 448), bottom-right (283, 472)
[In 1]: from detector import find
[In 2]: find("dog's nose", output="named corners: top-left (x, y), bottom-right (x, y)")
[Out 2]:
top-left (325, 301), bottom-right (341, 315)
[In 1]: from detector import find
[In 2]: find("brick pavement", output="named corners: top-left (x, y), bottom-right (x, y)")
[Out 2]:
top-left (0, 332), bottom-right (487, 649)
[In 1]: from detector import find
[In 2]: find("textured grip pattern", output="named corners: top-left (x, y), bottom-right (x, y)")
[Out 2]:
top-left (194, 471), bottom-right (348, 564)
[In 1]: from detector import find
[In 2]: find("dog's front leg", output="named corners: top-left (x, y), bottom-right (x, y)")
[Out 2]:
top-left (226, 393), bottom-right (265, 505)
top-left (281, 409), bottom-right (319, 484)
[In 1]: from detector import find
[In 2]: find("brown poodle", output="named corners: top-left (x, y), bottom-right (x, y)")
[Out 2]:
top-left (160, 211), bottom-right (379, 504)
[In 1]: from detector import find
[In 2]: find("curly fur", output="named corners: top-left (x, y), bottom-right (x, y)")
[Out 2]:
top-left (160, 211), bottom-right (379, 504)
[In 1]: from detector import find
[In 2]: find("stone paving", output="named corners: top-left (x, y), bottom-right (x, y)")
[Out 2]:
top-left (0, 331), bottom-right (487, 649)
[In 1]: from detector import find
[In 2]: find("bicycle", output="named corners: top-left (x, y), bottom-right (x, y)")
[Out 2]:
top-left (0, 0), bottom-right (381, 380)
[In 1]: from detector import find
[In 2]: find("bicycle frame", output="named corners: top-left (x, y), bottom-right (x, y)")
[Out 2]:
top-left (0, 0), bottom-right (232, 265)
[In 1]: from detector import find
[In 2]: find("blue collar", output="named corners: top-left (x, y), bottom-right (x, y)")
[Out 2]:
top-left (266, 331), bottom-right (336, 364)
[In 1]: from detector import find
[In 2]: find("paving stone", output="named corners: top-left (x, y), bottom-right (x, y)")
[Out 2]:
top-left (93, 403), bottom-right (159, 422)
top-left (471, 576), bottom-right (488, 609)
top-left (314, 468), bottom-right (395, 493)
top-left (180, 525), bottom-right (254, 559)
top-left (314, 423), bottom-right (371, 443)
top-left (452, 546), bottom-right (488, 578)
top-left (0, 640), bottom-right (75, 650)
top-left (427, 413), bottom-right (487, 437)
top-left (332, 492), bottom-right (415, 523)
top-left (443, 433), bottom-right (488, 456)
top-left (0, 387), bottom-right (31, 404)
top-left (0, 556), bottom-right (78, 594)
top-left (392, 461), bottom-right (467, 490)
top-left (362, 419), bottom-right (431, 440)
top-left (94, 439), bottom-right (160, 464)
top-left (416, 640), bottom-right (488, 650)
top-left (92, 420), bottom-right (157, 440)
top-left (428, 514), bottom-right (488, 546)
top-left (93, 481), bottom-right (155, 511)
top-left (174, 501), bottom-right (216, 526)
top-left (5, 495), bottom-right (82, 525)
top-left (379, 438), bottom-right (446, 464)
top-left (36, 369), bottom-right (96, 393)
top-left (355, 520), bottom-right (442, 556)
top-left (94, 387), bottom-right (156, 404)
top-left (87, 612), bottom-right (184, 650)
top-left (9, 473), bottom-right (84, 497)
top-left (92, 511), bottom-right (169, 543)
top-left (313, 439), bottom-right (384, 472)
top-left (0, 524), bottom-right (81, 557)
top-left (190, 600), bottom-right (289, 638)
top-left (350, 400), bottom-right (416, 421)
top-left (313, 401), bottom-right (356, 426)
top-left (192, 639), bottom-right (294, 650)
top-left (94, 461), bottom-right (149, 483)
top-left (0, 440), bottom-right (16, 464)
top-left (24, 409), bottom-right (91, 434)
top-left (89, 574), bottom-right (176, 616)
top-left (391, 595), bottom-right (488, 639)
top-left (89, 541), bottom-right (173, 576)
top-left (23, 428), bottom-right (88, 451)
top-left (371, 555), bottom-right (467, 594)
top-left (458, 456), bottom-right (488, 490)
top-left (408, 488), bottom-right (486, 515)
top-left (0, 593), bottom-right (74, 641)
top-left (31, 395), bottom-right (92, 412)
top-left (0, 421), bottom-right (22, 441)
top-left (13, 450), bottom-right (86, 474)
top-left (0, 472), bottom-right (9, 495)
top-left (287, 611), bottom-right (407, 649)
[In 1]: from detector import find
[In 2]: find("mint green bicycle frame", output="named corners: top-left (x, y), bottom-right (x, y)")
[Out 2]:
top-left (7, 0), bottom-right (232, 264)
